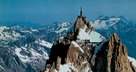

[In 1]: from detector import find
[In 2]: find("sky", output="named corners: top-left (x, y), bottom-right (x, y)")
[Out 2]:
top-left (0, 0), bottom-right (136, 25)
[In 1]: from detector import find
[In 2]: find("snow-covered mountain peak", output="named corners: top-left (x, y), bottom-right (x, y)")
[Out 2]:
top-left (91, 17), bottom-right (121, 29)
top-left (55, 22), bottom-right (71, 34)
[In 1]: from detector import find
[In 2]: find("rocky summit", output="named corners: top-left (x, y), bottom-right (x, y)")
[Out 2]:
top-left (42, 9), bottom-right (136, 72)
top-left (93, 33), bottom-right (136, 72)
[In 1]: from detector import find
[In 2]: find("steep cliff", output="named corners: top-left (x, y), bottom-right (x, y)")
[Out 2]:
top-left (93, 33), bottom-right (135, 72)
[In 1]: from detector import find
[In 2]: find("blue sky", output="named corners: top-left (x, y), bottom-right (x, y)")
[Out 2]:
top-left (0, 0), bottom-right (136, 24)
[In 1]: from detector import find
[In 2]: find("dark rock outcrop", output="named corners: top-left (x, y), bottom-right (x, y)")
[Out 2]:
top-left (46, 38), bottom-right (71, 65)
top-left (44, 38), bottom-right (95, 72)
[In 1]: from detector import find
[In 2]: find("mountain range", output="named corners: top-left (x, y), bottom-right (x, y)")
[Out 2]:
top-left (0, 10), bottom-right (136, 72)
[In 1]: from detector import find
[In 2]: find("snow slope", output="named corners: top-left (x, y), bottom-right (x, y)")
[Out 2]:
top-left (77, 25), bottom-right (105, 42)
top-left (91, 17), bottom-right (120, 29)
top-left (35, 39), bottom-right (53, 48)
top-left (59, 64), bottom-right (77, 72)
top-left (128, 56), bottom-right (136, 67)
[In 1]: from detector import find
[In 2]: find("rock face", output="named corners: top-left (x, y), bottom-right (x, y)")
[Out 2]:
top-left (73, 8), bottom-right (93, 40)
top-left (93, 33), bottom-right (134, 72)
top-left (130, 62), bottom-right (136, 72)
top-left (46, 38), bottom-right (70, 65)
top-left (74, 10), bottom-right (89, 32)
top-left (44, 40), bottom-right (94, 72)
top-left (66, 41), bottom-right (94, 70)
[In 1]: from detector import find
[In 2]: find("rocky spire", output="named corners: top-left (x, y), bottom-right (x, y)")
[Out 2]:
top-left (80, 7), bottom-right (83, 17)
top-left (73, 8), bottom-right (93, 40)
top-left (93, 33), bottom-right (134, 72)
top-left (74, 8), bottom-right (87, 32)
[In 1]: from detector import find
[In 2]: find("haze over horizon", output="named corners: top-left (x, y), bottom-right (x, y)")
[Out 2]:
top-left (0, 0), bottom-right (136, 25)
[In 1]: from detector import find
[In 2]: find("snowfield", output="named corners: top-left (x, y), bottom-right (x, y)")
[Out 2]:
top-left (15, 47), bottom-right (49, 66)
top-left (15, 48), bottom-right (30, 63)
top-left (77, 25), bottom-right (105, 42)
